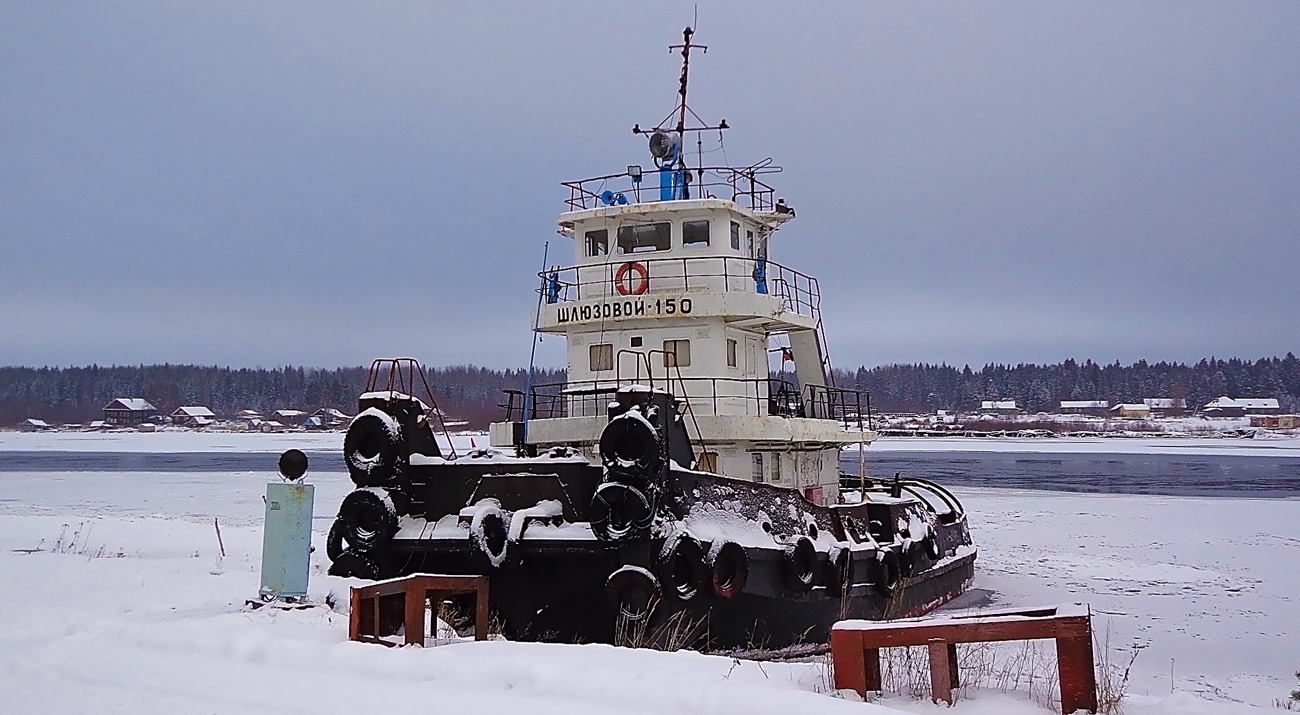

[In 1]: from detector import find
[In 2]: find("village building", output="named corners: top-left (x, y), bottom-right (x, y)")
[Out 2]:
top-left (1250, 414), bottom-right (1300, 430)
top-left (21, 418), bottom-right (53, 431)
top-left (311, 407), bottom-right (352, 429)
top-left (170, 406), bottom-right (216, 427)
top-left (979, 400), bottom-right (1018, 414)
top-left (1110, 403), bottom-right (1151, 419)
top-left (1058, 400), bottom-right (1109, 416)
top-left (1143, 398), bottom-right (1186, 417)
top-left (272, 409), bottom-right (308, 427)
top-left (1202, 397), bottom-right (1282, 418)
top-left (103, 398), bottom-right (158, 426)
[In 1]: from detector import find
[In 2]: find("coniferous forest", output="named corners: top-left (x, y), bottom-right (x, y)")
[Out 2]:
top-left (2, 355), bottom-right (1297, 428)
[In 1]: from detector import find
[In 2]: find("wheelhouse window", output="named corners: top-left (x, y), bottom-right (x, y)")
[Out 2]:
top-left (771, 453), bottom-right (782, 482)
top-left (746, 230), bottom-right (755, 256)
top-left (752, 453), bottom-right (764, 483)
top-left (683, 220), bottom-right (710, 248)
top-left (730, 221), bottom-right (741, 250)
top-left (617, 222), bottom-right (671, 254)
top-left (585, 229), bottom-right (608, 257)
top-left (589, 343), bottom-right (613, 372)
top-left (662, 339), bottom-right (691, 368)
top-left (726, 339), bottom-right (738, 368)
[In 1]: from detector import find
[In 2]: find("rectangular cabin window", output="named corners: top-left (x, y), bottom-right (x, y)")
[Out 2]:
top-left (746, 230), bottom-right (755, 256)
top-left (683, 220), bottom-right (710, 248)
top-left (589, 343), bottom-right (613, 372)
top-left (752, 453), bottom-right (764, 483)
top-left (662, 339), bottom-right (691, 368)
top-left (758, 235), bottom-right (769, 259)
top-left (771, 453), bottom-right (782, 482)
top-left (617, 222), bottom-right (671, 254)
top-left (726, 339), bottom-right (738, 367)
top-left (585, 229), bottom-right (608, 257)
top-left (730, 221), bottom-right (741, 250)
top-left (630, 336), bottom-right (643, 347)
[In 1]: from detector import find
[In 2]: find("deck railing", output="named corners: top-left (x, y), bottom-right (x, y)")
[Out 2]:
top-left (540, 255), bottom-right (821, 319)
top-left (562, 163), bottom-right (782, 212)
top-left (502, 378), bottom-right (870, 430)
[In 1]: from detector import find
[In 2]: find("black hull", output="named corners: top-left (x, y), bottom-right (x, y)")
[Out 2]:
top-left (386, 531), bottom-right (976, 649)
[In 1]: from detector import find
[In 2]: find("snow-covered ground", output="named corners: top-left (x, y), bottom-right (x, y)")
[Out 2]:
top-left (0, 435), bottom-right (1296, 713)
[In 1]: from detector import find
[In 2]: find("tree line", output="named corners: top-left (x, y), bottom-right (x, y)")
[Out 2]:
top-left (836, 355), bottom-right (1300, 414)
top-left (3, 355), bottom-right (1297, 427)
top-left (0, 364), bottom-right (564, 429)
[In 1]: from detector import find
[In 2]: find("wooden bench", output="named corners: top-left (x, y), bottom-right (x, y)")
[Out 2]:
top-left (349, 574), bottom-right (490, 646)
top-left (831, 604), bottom-right (1097, 713)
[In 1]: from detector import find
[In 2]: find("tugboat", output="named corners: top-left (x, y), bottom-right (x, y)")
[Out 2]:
top-left (326, 28), bottom-right (976, 650)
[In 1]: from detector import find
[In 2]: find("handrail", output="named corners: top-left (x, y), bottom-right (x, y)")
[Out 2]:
top-left (562, 164), bottom-right (783, 212)
top-left (539, 255), bottom-right (822, 319)
top-left (502, 377), bottom-right (867, 430)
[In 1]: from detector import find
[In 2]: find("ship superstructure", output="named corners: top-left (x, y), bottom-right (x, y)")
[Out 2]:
top-left (491, 28), bottom-right (869, 505)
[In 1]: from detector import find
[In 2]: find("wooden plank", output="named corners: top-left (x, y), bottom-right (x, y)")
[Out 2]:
top-left (928, 639), bottom-right (954, 706)
top-left (1056, 617), bottom-right (1097, 714)
top-left (348, 587), bottom-right (361, 641)
top-left (404, 587), bottom-right (426, 646)
top-left (830, 630), bottom-right (868, 696)
top-left (474, 580), bottom-right (490, 642)
top-left (857, 620), bottom-right (1061, 648)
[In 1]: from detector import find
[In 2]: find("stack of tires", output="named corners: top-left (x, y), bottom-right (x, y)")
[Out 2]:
top-left (590, 410), bottom-right (662, 545)
top-left (327, 407), bottom-right (408, 579)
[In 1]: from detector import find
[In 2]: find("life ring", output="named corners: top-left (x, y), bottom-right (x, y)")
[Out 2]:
top-left (615, 261), bottom-right (649, 295)
top-left (706, 541), bottom-right (748, 599)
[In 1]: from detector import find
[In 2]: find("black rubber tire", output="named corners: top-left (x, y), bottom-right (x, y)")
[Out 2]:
top-left (706, 541), bottom-right (748, 600)
top-left (658, 536), bottom-right (708, 602)
top-left (590, 482), bottom-right (653, 544)
top-left (782, 537), bottom-right (817, 593)
top-left (470, 503), bottom-right (513, 569)
top-left (606, 566), bottom-right (661, 624)
top-left (337, 488), bottom-right (398, 550)
top-left (923, 534), bottom-right (942, 560)
top-left (326, 518), bottom-right (347, 561)
top-left (872, 548), bottom-right (902, 600)
top-left (344, 409), bottom-right (405, 487)
top-left (327, 547), bottom-right (391, 580)
top-left (828, 546), bottom-right (855, 598)
top-left (599, 412), bottom-right (662, 477)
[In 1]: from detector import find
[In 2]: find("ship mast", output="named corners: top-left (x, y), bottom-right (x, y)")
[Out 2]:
top-left (671, 26), bottom-right (700, 136)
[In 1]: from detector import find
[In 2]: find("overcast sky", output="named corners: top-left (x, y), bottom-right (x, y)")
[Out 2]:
top-left (2, 2), bottom-right (1297, 370)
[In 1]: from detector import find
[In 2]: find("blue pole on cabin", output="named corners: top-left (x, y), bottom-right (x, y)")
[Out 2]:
top-left (523, 241), bottom-right (549, 448)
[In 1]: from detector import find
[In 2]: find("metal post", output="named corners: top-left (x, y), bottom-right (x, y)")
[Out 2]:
top-left (524, 242), bottom-right (549, 441)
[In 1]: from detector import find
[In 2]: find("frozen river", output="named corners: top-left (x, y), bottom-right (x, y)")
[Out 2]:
top-left (0, 432), bottom-right (1296, 712)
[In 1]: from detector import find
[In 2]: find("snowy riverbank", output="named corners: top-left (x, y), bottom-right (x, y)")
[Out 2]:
top-left (1, 447), bottom-right (1296, 712)
top-left (4, 429), bottom-right (1300, 459)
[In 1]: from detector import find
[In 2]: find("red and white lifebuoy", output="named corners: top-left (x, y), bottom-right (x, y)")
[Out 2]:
top-left (614, 261), bottom-right (650, 296)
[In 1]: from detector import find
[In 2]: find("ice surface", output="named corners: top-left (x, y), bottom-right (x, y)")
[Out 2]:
top-left (0, 435), bottom-right (1294, 713)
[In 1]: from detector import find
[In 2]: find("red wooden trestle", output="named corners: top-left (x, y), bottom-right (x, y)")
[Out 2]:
top-left (830, 603), bottom-right (1097, 713)
top-left (349, 574), bottom-right (490, 646)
